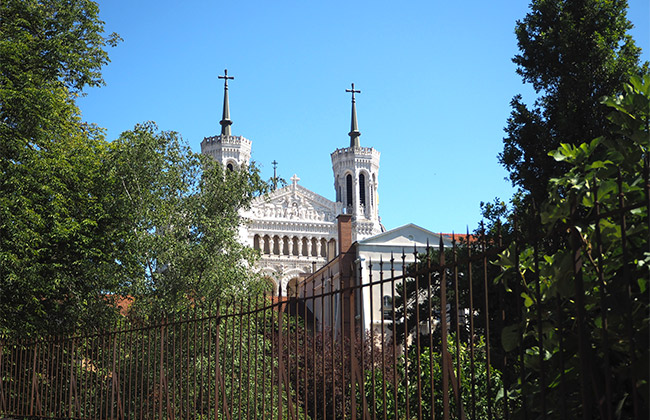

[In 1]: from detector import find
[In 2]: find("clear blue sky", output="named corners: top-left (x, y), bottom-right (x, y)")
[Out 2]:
top-left (78, 0), bottom-right (649, 233)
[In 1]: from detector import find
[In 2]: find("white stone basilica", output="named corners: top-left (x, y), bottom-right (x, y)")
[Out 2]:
top-left (201, 72), bottom-right (383, 293)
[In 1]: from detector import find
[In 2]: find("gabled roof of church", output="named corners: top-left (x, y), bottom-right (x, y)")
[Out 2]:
top-left (358, 223), bottom-right (454, 248)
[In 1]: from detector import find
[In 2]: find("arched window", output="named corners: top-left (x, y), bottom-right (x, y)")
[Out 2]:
top-left (311, 238), bottom-right (318, 257)
top-left (282, 236), bottom-right (290, 255)
top-left (371, 174), bottom-right (375, 207)
top-left (253, 235), bottom-right (261, 251)
top-left (263, 235), bottom-right (271, 254)
top-left (226, 163), bottom-right (234, 172)
top-left (273, 236), bottom-right (280, 255)
top-left (346, 174), bottom-right (353, 206)
top-left (359, 173), bottom-right (366, 206)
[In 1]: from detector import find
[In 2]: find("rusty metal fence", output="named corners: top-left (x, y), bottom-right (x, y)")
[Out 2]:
top-left (1, 167), bottom-right (648, 419)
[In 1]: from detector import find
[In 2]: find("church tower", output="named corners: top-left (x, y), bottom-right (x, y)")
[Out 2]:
top-left (331, 83), bottom-right (382, 241)
top-left (201, 69), bottom-right (252, 170)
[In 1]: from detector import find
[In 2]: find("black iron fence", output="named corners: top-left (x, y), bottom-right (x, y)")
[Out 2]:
top-left (1, 168), bottom-right (648, 419)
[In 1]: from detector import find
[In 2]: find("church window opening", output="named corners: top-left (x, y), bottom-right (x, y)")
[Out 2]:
top-left (253, 235), bottom-right (261, 252)
top-left (263, 235), bottom-right (271, 254)
top-left (383, 295), bottom-right (394, 320)
top-left (320, 238), bottom-right (327, 257)
top-left (292, 237), bottom-right (300, 256)
top-left (301, 238), bottom-right (309, 256)
top-left (311, 238), bottom-right (318, 257)
top-left (226, 163), bottom-right (234, 172)
top-left (346, 174), bottom-right (353, 206)
top-left (273, 236), bottom-right (280, 255)
top-left (359, 173), bottom-right (366, 206)
top-left (282, 236), bottom-right (290, 255)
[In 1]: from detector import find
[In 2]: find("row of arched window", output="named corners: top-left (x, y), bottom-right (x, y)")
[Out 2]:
top-left (253, 235), bottom-right (336, 259)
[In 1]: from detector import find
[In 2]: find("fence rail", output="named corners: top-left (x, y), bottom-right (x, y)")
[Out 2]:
top-left (1, 169), bottom-right (648, 419)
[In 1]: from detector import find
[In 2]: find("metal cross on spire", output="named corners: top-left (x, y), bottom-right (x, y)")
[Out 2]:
top-left (271, 160), bottom-right (279, 190)
top-left (346, 83), bottom-right (361, 148)
top-left (346, 83), bottom-right (361, 102)
top-left (219, 69), bottom-right (235, 137)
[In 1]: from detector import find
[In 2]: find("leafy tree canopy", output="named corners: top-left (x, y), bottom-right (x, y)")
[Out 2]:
top-left (499, 0), bottom-right (647, 204)
top-left (0, 1), bottom-right (268, 337)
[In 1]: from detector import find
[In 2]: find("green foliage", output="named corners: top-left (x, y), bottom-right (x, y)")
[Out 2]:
top-left (0, 0), bottom-right (269, 337)
top-left (496, 75), bottom-right (650, 418)
top-left (359, 333), bottom-right (505, 419)
top-left (0, 0), bottom-right (125, 337)
top-left (499, 0), bottom-right (647, 204)
top-left (106, 123), bottom-right (270, 318)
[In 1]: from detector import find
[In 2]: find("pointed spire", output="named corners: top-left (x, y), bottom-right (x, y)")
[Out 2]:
top-left (218, 69), bottom-right (234, 137)
top-left (346, 83), bottom-right (361, 148)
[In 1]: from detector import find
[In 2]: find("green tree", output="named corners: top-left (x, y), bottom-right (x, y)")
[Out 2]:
top-left (0, 0), bottom-right (268, 337)
top-left (499, 0), bottom-right (646, 205)
top-left (0, 0), bottom-right (123, 337)
top-left (497, 75), bottom-right (649, 418)
top-left (108, 123), bottom-right (270, 317)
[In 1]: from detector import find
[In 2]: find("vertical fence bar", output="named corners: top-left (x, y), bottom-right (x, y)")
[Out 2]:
top-left (260, 295), bottom-right (266, 420)
top-left (390, 253), bottom-right (398, 420)
top-left (369, 260), bottom-right (376, 420)
top-left (278, 282), bottom-right (284, 420)
top-left (569, 202), bottom-right (592, 420)
top-left (57, 336), bottom-right (66, 418)
top-left (269, 288), bottom-right (280, 418)
top-left (241, 301), bottom-right (249, 420)
top-left (452, 234), bottom-right (463, 420)
top-left (592, 179), bottom-right (612, 420)
top-left (310, 275), bottom-right (317, 420)
top-left (412, 247), bottom-right (423, 420)
top-left (28, 341), bottom-right (37, 416)
top-left (358, 260), bottom-right (366, 420)
top-left (321, 272), bottom-right (327, 420)
top-left (379, 258), bottom-right (389, 420)
top-left (214, 302), bottom-right (221, 419)
top-left (330, 276), bottom-right (336, 420)
top-left (481, 223), bottom-right (492, 420)
top-left (512, 219), bottom-right (528, 420)
top-left (426, 243), bottom-right (436, 420)
top-left (340, 276), bottom-right (347, 420)
top-left (252, 297), bottom-right (260, 420)
top-left (439, 236), bottom-right (449, 420)
top-left (294, 289), bottom-right (300, 420)
top-left (400, 250), bottom-right (410, 420)
top-left (533, 228), bottom-right (547, 419)
top-left (302, 278), bottom-right (308, 420)
top-left (617, 169), bottom-right (639, 420)
top-left (68, 338), bottom-right (75, 419)
top-left (497, 226), bottom-right (509, 420)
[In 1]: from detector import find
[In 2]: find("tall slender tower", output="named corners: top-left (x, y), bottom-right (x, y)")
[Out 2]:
top-left (201, 69), bottom-right (251, 170)
top-left (331, 83), bottom-right (382, 241)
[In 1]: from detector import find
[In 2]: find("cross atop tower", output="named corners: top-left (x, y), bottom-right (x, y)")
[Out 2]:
top-left (219, 69), bottom-right (234, 85)
top-left (346, 83), bottom-right (361, 102)
top-left (219, 69), bottom-right (234, 136)
top-left (346, 83), bottom-right (361, 148)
